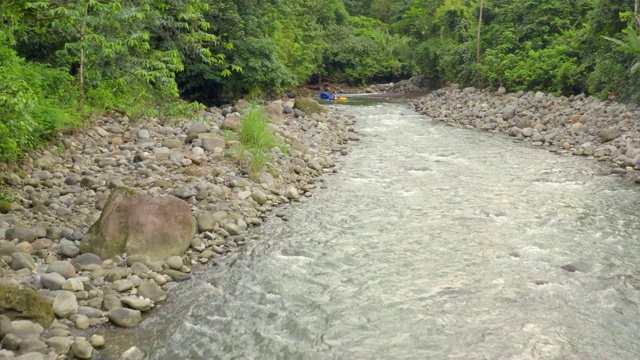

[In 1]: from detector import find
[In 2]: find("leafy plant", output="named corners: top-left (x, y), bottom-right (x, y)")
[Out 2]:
top-left (603, 26), bottom-right (640, 73)
top-left (237, 106), bottom-right (283, 174)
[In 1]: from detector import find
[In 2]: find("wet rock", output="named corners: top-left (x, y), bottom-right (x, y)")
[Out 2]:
top-left (121, 296), bottom-right (152, 311)
top-left (120, 346), bottom-right (145, 360)
top-left (160, 269), bottom-right (191, 282)
top-left (137, 281), bottom-right (167, 302)
top-left (71, 337), bottom-right (93, 359)
top-left (108, 308), bottom-right (142, 327)
top-left (89, 334), bottom-right (105, 348)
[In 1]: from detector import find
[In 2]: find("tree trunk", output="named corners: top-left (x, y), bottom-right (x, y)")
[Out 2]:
top-left (476, 0), bottom-right (484, 87)
top-left (79, 22), bottom-right (85, 111)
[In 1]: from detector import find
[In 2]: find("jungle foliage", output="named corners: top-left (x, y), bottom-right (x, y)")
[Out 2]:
top-left (1, 0), bottom-right (640, 162)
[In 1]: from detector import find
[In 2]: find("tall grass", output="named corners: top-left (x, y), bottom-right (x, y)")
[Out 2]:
top-left (238, 106), bottom-right (285, 175)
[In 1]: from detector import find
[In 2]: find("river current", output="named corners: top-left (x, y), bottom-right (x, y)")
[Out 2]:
top-left (99, 101), bottom-right (640, 359)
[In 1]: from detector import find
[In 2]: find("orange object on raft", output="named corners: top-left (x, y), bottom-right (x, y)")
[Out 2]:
top-left (320, 92), bottom-right (348, 101)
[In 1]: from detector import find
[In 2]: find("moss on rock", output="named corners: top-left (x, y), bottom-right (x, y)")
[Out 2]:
top-left (294, 98), bottom-right (326, 115)
top-left (0, 286), bottom-right (54, 328)
top-left (0, 200), bottom-right (10, 214)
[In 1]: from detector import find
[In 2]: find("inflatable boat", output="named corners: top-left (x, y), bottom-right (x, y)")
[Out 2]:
top-left (320, 92), bottom-right (348, 101)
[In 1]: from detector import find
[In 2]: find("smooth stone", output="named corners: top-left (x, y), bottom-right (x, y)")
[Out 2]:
top-left (120, 346), bottom-right (144, 360)
top-left (121, 296), bottom-right (152, 311)
top-left (165, 256), bottom-right (183, 271)
top-left (137, 281), bottom-right (167, 302)
top-left (52, 291), bottom-right (78, 318)
top-left (45, 336), bottom-right (72, 355)
top-left (107, 308), bottom-right (142, 328)
top-left (89, 334), bottom-right (105, 348)
top-left (46, 261), bottom-right (76, 279)
top-left (61, 278), bottom-right (84, 292)
top-left (71, 338), bottom-right (93, 359)
top-left (10, 320), bottom-right (42, 340)
top-left (18, 338), bottom-right (47, 354)
top-left (160, 269), bottom-right (191, 282)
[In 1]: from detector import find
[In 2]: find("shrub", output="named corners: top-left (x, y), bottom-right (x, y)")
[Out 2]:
top-left (238, 106), bottom-right (281, 174)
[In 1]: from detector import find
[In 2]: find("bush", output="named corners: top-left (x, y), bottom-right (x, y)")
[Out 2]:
top-left (0, 39), bottom-right (79, 162)
top-left (238, 106), bottom-right (283, 174)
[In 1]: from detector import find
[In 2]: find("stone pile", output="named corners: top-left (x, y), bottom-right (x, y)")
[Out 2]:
top-left (367, 75), bottom-right (430, 94)
top-left (0, 97), bottom-right (359, 359)
top-left (412, 85), bottom-right (640, 177)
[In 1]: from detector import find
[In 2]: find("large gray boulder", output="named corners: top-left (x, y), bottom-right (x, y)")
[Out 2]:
top-left (81, 187), bottom-right (196, 261)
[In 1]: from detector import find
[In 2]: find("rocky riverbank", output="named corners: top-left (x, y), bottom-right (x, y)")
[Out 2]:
top-left (0, 98), bottom-right (358, 359)
top-left (412, 85), bottom-right (640, 178)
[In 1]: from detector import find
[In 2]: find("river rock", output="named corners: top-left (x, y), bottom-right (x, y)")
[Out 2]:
top-left (251, 190), bottom-right (268, 205)
top-left (137, 280), bottom-right (167, 302)
top-left (285, 185), bottom-right (299, 200)
top-left (0, 350), bottom-right (12, 360)
top-left (120, 346), bottom-right (145, 360)
top-left (121, 296), bottom-right (152, 311)
top-left (10, 252), bottom-right (35, 271)
top-left (0, 287), bottom-right (54, 328)
top-left (108, 308), bottom-right (142, 327)
top-left (58, 240), bottom-right (80, 258)
top-left (222, 115), bottom-right (240, 132)
top-left (166, 256), bottom-right (183, 270)
top-left (46, 261), bottom-right (76, 279)
top-left (9, 320), bottom-right (41, 340)
top-left (1, 333), bottom-right (20, 350)
top-left (161, 269), bottom-right (191, 282)
top-left (5, 227), bottom-right (37, 243)
top-left (46, 336), bottom-right (72, 355)
top-left (40, 273), bottom-right (65, 290)
top-left (71, 338), bottom-right (93, 359)
top-left (201, 136), bottom-right (225, 151)
top-left (600, 127), bottom-right (620, 142)
top-left (89, 334), bottom-right (105, 348)
top-left (81, 187), bottom-right (196, 261)
top-left (52, 291), bottom-right (78, 318)
top-left (61, 278), bottom-right (84, 292)
top-left (71, 253), bottom-right (101, 268)
top-left (0, 315), bottom-right (12, 338)
top-left (19, 338), bottom-right (47, 354)
top-left (196, 211), bottom-right (217, 232)
top-left (502, 106), bottom-right (516, 120)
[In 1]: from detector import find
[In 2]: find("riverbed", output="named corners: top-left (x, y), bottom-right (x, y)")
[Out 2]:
top-left (98, 101), bottom-right (640, 359)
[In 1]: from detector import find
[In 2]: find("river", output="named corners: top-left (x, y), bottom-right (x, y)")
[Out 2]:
top-left (98, 101), bottom-right (640, 359)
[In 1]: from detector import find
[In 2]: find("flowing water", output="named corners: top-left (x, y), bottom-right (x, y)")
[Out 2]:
top-left (99, 101), bottom-right (640, 359)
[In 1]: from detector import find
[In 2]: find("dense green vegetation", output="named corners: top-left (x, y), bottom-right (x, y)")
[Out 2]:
top-left (1, 0), bottom-right (640, 162)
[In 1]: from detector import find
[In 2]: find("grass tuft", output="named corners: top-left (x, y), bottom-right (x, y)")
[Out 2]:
top-left (238, 106), bottom-right (284, 175)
